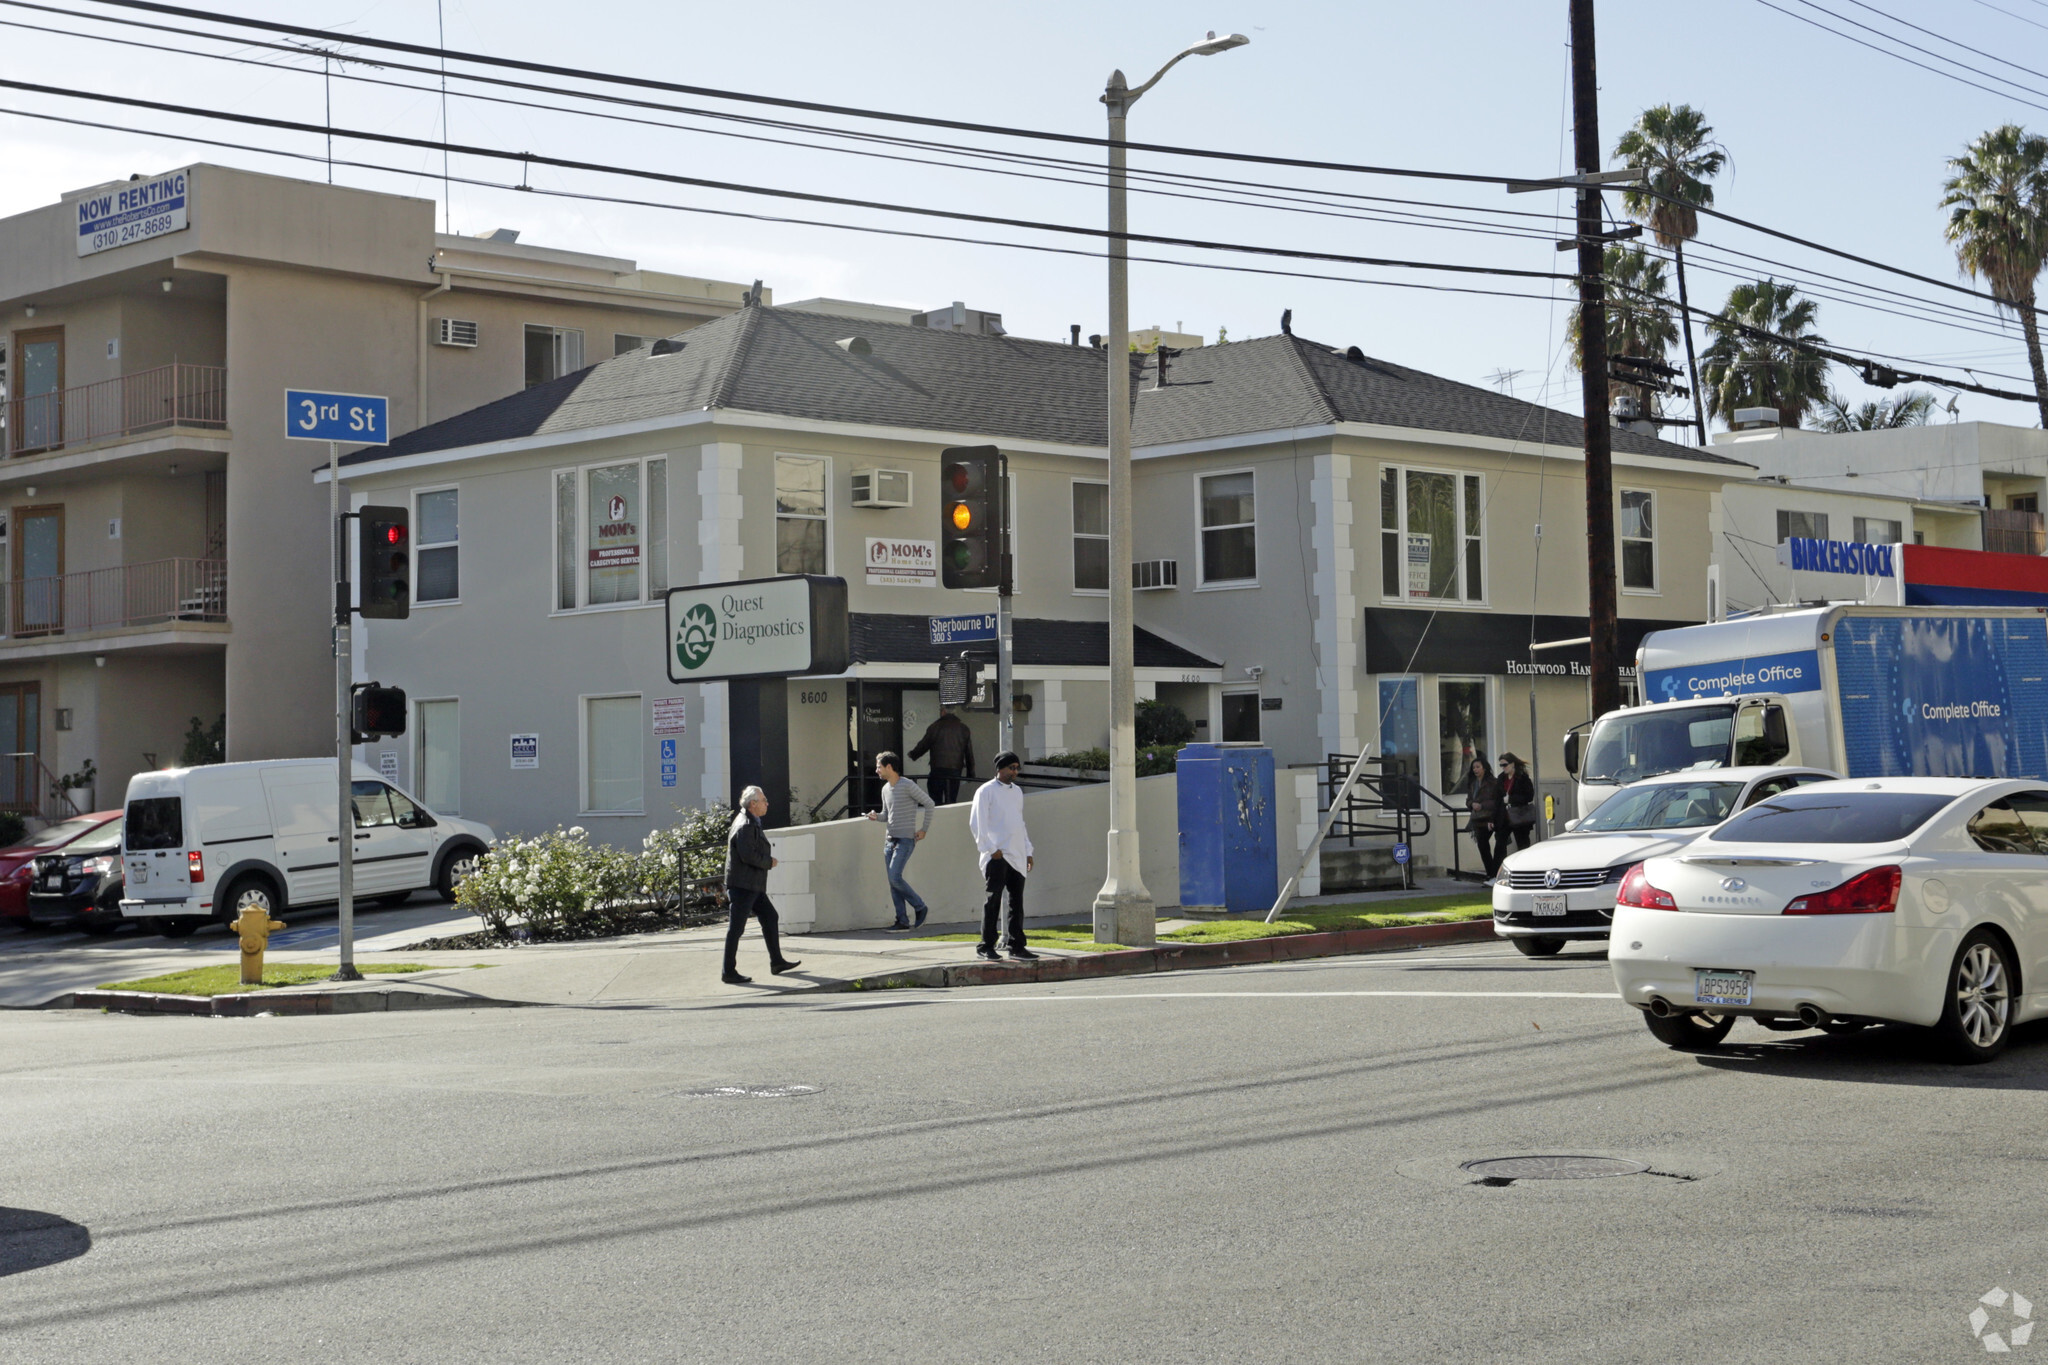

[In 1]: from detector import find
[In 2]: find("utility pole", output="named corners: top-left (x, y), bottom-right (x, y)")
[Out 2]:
top-left (330, 440), bottom-right (361, 982)
top-left (1569, 0), bottom-right (1621, 720)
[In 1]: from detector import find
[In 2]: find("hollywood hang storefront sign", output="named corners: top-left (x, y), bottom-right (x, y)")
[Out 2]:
top-left (1773, 536), bottom-right (1903, 606)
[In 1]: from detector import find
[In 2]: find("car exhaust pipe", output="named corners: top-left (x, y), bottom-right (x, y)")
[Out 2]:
top-left (1797, 1004), bottom-right (1829, 1028)
top-left (1648, 997), bottom-right (1674, 1018)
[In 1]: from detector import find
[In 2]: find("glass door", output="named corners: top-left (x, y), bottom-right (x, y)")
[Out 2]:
top-left (1437, 677), bottom-right (1492, 798)
top-left (0, 683), bottom-right (40, 812)
top-left (1376, 678), bottom-right (1420, 810)
top-left (12, 506), bottom-right (62, 636)
top-left (848, 683), bottom-right (904, 815)
top-left (12, 328), bottom-right (62, 454)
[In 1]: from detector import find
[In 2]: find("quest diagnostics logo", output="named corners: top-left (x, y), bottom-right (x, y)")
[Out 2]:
top-left (1970, 1286), bottom-right (2033, 1352)
top-left (675, 602), bottom-right (717, 671)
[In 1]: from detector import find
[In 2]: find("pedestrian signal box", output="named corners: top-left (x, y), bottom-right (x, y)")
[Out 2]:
top-left (351, 682), bottom-right (407, 743)
top-left (939, 446), bottom-right (1005, 590)
top-left (938, 657), bottom-right (980, 707)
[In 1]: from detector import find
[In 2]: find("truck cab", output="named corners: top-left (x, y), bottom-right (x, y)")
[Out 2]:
top-left (1566, 694), bottom-right (1798, 820)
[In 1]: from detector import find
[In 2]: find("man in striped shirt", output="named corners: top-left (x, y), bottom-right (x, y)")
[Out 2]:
top-left (867, 750), bottom-right (935, 931)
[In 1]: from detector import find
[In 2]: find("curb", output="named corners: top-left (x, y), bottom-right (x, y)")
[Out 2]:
top-left (829, 918), bottom-right (1500, 991)
top-left (57, 988), bottom-right (521, 1017)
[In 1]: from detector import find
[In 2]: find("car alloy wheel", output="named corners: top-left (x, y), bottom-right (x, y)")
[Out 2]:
top-left (233, 883), bottom-right (276, 915)
top-left (1938, 932), bottom-right (2013, 1062)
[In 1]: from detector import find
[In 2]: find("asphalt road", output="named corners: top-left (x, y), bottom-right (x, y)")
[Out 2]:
top-left (4, 941), bottom-right (2044, 1362)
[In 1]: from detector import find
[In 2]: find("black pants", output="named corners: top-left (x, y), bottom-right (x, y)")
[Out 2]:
top-left (724, 886), bottom-right (784, 974)
top-left (981, 858), bottom-right (1026, 951)
top-left (928, 770), bottom-right (962, 805)
top-left (1506, 817), bottom-right (1534, 853)
top-left (1470, 821), bottom-right (1509, 878)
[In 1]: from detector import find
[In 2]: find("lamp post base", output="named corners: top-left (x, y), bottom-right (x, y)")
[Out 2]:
top-left (1092, 829), bottom-right (1156, 946)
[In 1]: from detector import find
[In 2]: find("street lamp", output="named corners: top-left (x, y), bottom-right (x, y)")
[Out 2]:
top-left (1093, 31), bottom-right (1248, 948)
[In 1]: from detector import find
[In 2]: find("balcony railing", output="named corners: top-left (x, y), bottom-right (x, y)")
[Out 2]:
top-left (1985, 508), bottom-right (2047, 557)
top-left (2, 558), bottom-right (226, 640)
top-left (4, 363), bottom-right (227, 457)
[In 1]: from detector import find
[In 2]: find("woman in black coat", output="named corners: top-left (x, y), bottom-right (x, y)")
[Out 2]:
top-left (1498, 753), bottom-right (1537, 853)
top-left (1465, 757), bottom-right (1507, 880)
top-left (723, 785), bottom-right (800, 985)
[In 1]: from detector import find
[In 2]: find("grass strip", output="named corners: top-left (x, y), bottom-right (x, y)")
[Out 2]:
top-left (98, 963), bottom-right (433, 997)
top-left (911, 896), bottom-right (1492, 951)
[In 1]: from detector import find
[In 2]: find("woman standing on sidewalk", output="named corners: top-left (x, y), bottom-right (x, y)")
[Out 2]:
top-left (1464, 757), bottom-right (1507, 881)
top-left (1498, 753), bottom-right (1537, 854)
top-left (722, 786), bottom-right (800, 986)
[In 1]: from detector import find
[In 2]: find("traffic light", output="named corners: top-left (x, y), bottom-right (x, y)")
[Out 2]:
top-left (939, 445), bottom-right (1004, 590)
top-left (351, 682), bottom-right (407, 743)
top-left (358, 505), bottom-right (410, 619)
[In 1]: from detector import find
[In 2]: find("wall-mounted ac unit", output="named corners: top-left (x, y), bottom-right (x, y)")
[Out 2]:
top-left (851, 469), bottom-right (912, 508)
top-left (1133, 559), bottom-right (1178, 590)
top-left (434, 317), bottom-right (480, 348)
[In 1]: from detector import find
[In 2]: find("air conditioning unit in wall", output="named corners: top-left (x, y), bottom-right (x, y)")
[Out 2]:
top-left (1133, 559), bottom-right (1179, 590)
top-left (851, 469), bottom-right (912, 508)
top-left (434, 318), bottom-right (480, 348)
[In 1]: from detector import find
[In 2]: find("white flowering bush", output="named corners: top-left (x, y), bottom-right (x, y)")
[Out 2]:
top-left (456, 806), bottom-right (733, 943)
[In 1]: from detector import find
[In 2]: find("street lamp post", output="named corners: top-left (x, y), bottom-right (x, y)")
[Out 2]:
top-left (1093, 32), bottom-right (1248, 948)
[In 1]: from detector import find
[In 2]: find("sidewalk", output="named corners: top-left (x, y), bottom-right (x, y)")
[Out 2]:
top-left (25, 878), bottom-right (1496, 1011)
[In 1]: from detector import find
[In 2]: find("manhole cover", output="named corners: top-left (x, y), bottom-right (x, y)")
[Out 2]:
top-left (1459, 1155), bottom-right (1650, 1181)
top-left (680, 1084), bottom-right (822, 1099)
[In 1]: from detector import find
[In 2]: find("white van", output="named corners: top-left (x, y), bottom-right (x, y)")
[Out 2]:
top-left (119, 760), bottom-right (494, 938)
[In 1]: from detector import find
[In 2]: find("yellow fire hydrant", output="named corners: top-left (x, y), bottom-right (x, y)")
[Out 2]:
top-left (233, 906), bottom-right (288, 985)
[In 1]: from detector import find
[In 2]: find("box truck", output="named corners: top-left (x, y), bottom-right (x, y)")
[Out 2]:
top-left (1563, 605), bottom-right (2048, 817)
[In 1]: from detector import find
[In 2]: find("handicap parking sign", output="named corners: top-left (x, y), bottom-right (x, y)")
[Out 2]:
top-left (660, 739), bottom-right (676, 761)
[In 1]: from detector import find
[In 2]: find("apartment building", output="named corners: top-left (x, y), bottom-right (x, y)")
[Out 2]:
top-left (0, 163), bottom-right (756, 815)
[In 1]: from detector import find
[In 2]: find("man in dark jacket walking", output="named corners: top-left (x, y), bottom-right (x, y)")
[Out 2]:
top-left (908, 706), bottom-right (975, 805)
top-left (723, 785), bottom-right (800, 985)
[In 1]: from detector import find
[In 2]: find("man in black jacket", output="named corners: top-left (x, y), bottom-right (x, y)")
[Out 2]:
top-left (723, 785), bottom-right (800, 985)
top-left (909, 706), bottom-right (976, 805)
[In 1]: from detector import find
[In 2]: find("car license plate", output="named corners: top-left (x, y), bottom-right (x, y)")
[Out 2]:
top-left (131, 865), bottom-right (147, 884)
top-left (1532, 893), bottom-right (1568, 916)
top-left (1695, 969), bottom-right (1754, 1006)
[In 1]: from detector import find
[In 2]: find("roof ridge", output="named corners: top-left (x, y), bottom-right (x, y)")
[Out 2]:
top-left (1280, 334), bottom-right (1342, 426)
top-left (707, 304), bottom-right (769, 411)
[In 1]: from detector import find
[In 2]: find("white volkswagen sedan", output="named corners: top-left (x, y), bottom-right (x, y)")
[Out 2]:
top-left (1493, 766), bottom-right (1837, 957)
top-left (1610, 777), bottom-right (2048, 1062)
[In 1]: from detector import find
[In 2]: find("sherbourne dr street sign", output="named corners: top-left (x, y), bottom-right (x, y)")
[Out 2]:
top-left (664, 574), bottom-right (850, 685)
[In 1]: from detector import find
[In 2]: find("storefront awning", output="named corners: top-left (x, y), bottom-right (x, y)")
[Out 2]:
top-left (1364, 607), bottom-right (1701, 676)
top-left (851, 613), bottom-right (1220, 670)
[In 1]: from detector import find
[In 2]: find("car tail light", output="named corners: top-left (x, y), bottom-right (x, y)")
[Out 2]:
top-left (188, 850), bottom-right (204, 883)
top-left (1784, 865), bottom-right (1901, 915)
top-left (1615, 864), bottom-right (1677, 910)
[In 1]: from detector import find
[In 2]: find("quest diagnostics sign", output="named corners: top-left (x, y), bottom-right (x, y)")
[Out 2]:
top-left (663, 574), bottom-right (849, 685)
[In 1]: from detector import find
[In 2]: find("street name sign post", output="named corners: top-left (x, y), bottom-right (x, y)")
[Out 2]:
top-left (929, 612), bottom-right (998, 646)
top-left (288, 388), bottom-right (389, 981)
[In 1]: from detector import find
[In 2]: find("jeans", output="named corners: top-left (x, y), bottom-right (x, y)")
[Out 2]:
top-left (884, 837), bottom-right (929, 926)
top-left (723, 886), bottom-right (785, 975)
top-left (981, 858), bottom-right (1026, 952)
top-left (928, 770), bottom-right (961, 805)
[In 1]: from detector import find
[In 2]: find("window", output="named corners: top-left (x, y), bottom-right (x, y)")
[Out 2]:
top-left (584, 695), bottom-right (642, 813)
top-left (1967, 800), bottom-right (2037, 854)
top-left (415, 699), bottom-right (459, 814)
top-left (1072, 480), bottom-right (1108, 593)
top-left (1380, 466), bottom-right (1485, 602)
top-left (1198, 471), bottom-right (1256, 585)
top-left (1221, 689), bottom-right (1261, 741)
top-left (2014, 494), bottom-right (2041, 513)
top-left (1377, 678), bottom-right (1421, 810)
top-left (614, 333), bottom-right (646, 356)
top-left (1709, 791), bottom-right (1951, 844)
top-left (553, 458), bottom-right (667, 611)
top-left (2007, 790), bottom-right (2048, 850)
top-left (1438, 678), bottom-right (1489, 796)
top-left (415, 488), bottom-right (458, 603)
top-left (524, 325), bottom-right (584, 387)
top-left (350, 780), bottom-right (396, 828)
top-left (1577, 782), bottom-right (1747, 831)
top-left (1776, 509), bottom-right (1829, 542)
top-left (1619, 489), bottom-right (1656, 592)
top-left (1853, 516), bottom-right (1902, 544)
top-left (775, 455), bottom-right (828, 575)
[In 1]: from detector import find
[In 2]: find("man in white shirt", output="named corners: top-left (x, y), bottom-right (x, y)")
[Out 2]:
top-left (967, 750), bottom-right (1035, 961)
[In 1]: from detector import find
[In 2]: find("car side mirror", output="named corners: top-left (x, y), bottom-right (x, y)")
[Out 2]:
top-left (1562, 731), bottom-right (1581, 778)
top-left (1562, 818), bottom-right (1579, 832)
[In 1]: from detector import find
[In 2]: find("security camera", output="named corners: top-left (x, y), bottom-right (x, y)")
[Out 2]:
top-left (1245, 665), bottom-right (1265, 681)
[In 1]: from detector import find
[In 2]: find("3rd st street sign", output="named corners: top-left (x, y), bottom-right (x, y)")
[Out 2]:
top-left (664, 574), bottom-right (850, 684)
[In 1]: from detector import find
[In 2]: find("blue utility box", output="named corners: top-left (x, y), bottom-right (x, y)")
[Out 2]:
top-left (1177, 743), bottom-right (1278, 914)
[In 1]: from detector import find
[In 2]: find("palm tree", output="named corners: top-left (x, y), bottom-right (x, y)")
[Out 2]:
top-left (1815, 389), bottom-right (1938, 432)
top-left (1701, 279), bottom-right (1830, 428)
top-left (1942, 125), bottom-right (2048, 429)
top-left (1614, 104), bottom-right (1727, 444)
top-left (1571, 245), bottom-right (1681, 416)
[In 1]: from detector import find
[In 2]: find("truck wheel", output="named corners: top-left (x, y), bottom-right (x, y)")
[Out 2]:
top-left (435, 848), bottom-right (482, 903)
top-left (1644, 1009), bottom-right (1735, 1051)
top-left (1512, 936), bottom-right (1565, 957)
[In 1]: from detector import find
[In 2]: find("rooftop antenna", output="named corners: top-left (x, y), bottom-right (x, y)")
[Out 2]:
top-left (1486, 368), bottom-right (1527, 396)
top-left (437, 0), bottom-right (450, 233)
top-left (283, 39), bottom-right (385, 184)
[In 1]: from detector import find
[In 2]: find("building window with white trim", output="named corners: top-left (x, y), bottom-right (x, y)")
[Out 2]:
top-left (553, 458), bottom-right (667, 611)
top-left (776, 455), bottom-right (827, 575)
top-left (1198, 470), bottom-right (1256, 585)
top-left (524, 325), bottom-right (584, 387)
top-left (1776, 509), bottom-right (1829, 543)
top-left (1619, 489), bottom-right (1656, 592)
top-left (586, 463), bottom-right (642, 606)
top-left (1380, 466), bottom-right (1485, 602)
top-left (1853, 516), bottom-right (1901, 544)
top-left (1072, 480), bottom-right (1109, 593)
top-left (415, 698), bottom-right (459, 814)
top-left (584, 694), bottom-right (642, 813)
top-left (415, 488), bottom-right (459, 603)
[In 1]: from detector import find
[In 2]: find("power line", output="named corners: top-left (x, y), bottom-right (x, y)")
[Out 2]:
top-left (0, 76), bottom-right (1574, 283)
top-left (1754, 0), bottom-right (2048, 115)
top-left (1796, 0), bottom-right (2048, 95)
top-left (1829, 0), bottom-right (2048, 84)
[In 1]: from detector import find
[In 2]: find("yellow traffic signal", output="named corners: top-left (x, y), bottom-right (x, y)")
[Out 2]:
top-left (952, 502), bottom-right (973, 531)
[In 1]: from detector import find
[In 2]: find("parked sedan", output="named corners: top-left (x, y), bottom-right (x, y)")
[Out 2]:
top-left (1610, 777), bottom-right (2048, 1062)
top-left (1492, 767), bottom-right (1837, 956)
top-left (0, 811), bottom-right (123, 925)
top-left (26, 817), bottom-right (125, 935)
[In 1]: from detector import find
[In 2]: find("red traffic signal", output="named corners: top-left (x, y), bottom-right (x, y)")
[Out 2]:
top-left (357, 505), bottom-right (411, 620)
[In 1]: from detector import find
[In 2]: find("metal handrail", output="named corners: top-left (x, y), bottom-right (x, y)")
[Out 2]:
top-left (4, 363), bottom-right (228, 456)
top-left (0, 557), bottom-right (226, 639)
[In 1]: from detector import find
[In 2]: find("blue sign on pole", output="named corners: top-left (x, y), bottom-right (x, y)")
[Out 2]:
top-left (929, 612), bottom-right (998, 645)
top-left (1392, 842), bottom-right (1411, 866)
top-left (285, 389), bottom-right (390, 445)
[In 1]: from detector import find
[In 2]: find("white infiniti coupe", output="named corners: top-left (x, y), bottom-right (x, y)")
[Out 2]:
top-left (1609, 777), bottom-right (2048, 1062)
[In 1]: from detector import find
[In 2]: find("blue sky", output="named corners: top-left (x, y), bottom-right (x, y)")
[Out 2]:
top-left (3, 0), bottom-right (2042, 432)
